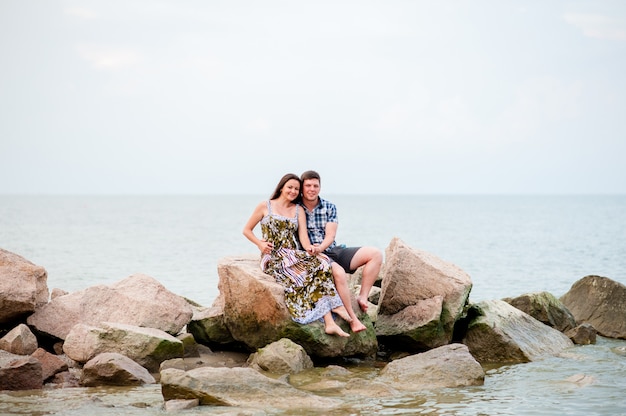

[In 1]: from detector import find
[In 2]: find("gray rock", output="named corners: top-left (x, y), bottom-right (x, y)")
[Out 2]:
top-left (63, 322), bottom-right (184, 372)
top-left (0, 349), bottom-right (43, 391)
top-left (560, 275), bottom-right (626, 339)
top-left (247, 338), bottom-right (314, 374)
top-left (462, 300), bottom-right (574, 363)
top-left (378, 343), bottom-right (484, 390)
top-left (504, 291), bottom-right (576, 332)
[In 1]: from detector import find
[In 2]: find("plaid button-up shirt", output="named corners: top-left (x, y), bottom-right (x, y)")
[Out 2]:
top-left (302, 197), bottom-right (338, 249)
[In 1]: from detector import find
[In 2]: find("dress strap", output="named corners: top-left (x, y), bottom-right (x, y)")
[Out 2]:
top-left (266, 200), bottom-right (272, 215)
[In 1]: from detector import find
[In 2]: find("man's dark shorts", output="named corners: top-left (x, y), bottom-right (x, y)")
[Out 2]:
top-left (326, 246), bottom-right (361, 274)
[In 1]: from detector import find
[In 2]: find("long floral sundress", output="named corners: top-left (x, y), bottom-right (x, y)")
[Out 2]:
top-left (260, 200), bottom-right (344, 324)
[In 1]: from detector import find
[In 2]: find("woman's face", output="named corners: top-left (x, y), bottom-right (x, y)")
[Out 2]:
top-left (281, 179), bottom-right (301, 201)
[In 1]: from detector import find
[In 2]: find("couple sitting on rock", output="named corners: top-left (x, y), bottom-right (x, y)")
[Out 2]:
top-left (243, 170), bottom-right (383, 337)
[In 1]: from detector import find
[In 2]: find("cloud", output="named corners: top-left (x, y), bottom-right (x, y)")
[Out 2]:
top-left (76, 44), bottom-right (141, 70)
top-left (563, 13), bottom-right (626, 41)
top-left (64, 7), bottom-right (98, 20)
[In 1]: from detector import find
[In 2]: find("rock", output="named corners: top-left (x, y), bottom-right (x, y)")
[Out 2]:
top-left (564, 374), bottom-right (596, 387)
top-left (565, 323), bottom-right (597, 345)
top-left (504, 291), bottom-right (576, 332)
top-left (0, 248), bottom-right (49, 325)
top-left (164, 399), bottom-right (200, 411)
top-left (160, 366), bottom-right (341, 410)
top-left (186, 295), bottom-right (236, 347)
top-left (247, 338), bottom-right (314, 374)
top-left (30, 347), bottom-right (68, 381)
top-left (63, 322), bottom-right (184, 372)
top-left (376, 238), bottom-right (472, 350)
top-left (560, 275), bottom-right (626, 339)
top-left (80, 352), bottom-right (155, 386)
top-left (202, 255), bottom-right (378, 358)
top-left (0, 349), bottom-right (43, 391)
top-left (377, 343), bottom-right (484, 390)
top-left (0, 323), bottom-right (38, 355)
top-left (27, 273), bottom-right (193, 340)
top-left (462, 300), bottom-right (574, 364)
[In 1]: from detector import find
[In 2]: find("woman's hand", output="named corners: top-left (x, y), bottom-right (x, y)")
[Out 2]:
top-left (258, 240), bottom-right (273, 254)
top-left (306, 244), bottom-right (320, 255)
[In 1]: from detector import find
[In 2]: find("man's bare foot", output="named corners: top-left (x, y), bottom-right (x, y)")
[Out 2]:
top-left (332, 306), bottom-right (352, 322)
top-left (357, 297), bottom-right (369, 312)
top-left (350, 318), bottom-right (367, 333)
top-left (325, 322), bottom-right (350, 337)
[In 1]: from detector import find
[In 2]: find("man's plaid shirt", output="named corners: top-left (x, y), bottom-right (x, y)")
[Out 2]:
top-left (302, 197), bottom-right (338, 249)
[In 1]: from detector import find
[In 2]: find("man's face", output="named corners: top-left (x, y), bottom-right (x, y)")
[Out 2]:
top-left (302, 178), bottom-right (321, 202)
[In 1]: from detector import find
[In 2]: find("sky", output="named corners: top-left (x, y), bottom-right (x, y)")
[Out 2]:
top-left (1, 1), bottom-right (625, 195)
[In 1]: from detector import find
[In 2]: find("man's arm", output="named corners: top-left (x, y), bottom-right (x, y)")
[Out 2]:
top-left (318, 221), bottom-right (337, 252)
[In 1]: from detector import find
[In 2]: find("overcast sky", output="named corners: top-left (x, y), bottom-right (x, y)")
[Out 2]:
top-left (1, 1), bottom-right (625, 195)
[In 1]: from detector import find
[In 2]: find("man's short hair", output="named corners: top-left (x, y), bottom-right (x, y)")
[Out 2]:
top-left (301, 170), bottom-right (320, 182)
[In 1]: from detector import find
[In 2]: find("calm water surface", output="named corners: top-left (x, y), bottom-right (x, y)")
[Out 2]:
top-left (1, 195), bottom-right (625, 415)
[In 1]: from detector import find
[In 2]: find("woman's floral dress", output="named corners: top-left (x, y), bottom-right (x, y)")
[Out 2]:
top-left (260, 200), bottom-right (344, 324)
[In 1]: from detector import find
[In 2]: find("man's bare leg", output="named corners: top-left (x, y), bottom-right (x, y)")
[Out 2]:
top-left (350, 247), bottom-right (383, 312)
top-left (331, 262), bottom-right (367, 332)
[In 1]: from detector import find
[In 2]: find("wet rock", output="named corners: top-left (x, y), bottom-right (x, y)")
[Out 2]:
top-left (565, 323), bottom-right (597, 345)
top-left (160, 366), bottom-right (341, 410)
top-left (504, 291), bottom-right (576, 332)
top-left (462, 300), bottom-right (574, 364)
top-left (377, 343), bottom-right (484, 390)
top-left (247, 338), bottom-right (314, 374)
top-left (560, 275), bottom-right (626, 340)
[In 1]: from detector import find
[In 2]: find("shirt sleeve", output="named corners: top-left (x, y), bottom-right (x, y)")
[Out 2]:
top-left (327, 202), bottom-right (338, 223)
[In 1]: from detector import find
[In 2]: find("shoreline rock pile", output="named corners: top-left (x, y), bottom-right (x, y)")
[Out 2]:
top-left (2, 239), bottom-right (625, 411)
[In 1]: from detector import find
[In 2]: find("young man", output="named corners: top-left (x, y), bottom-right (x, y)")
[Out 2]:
top-left (300, 170), bottom-right (383, 316)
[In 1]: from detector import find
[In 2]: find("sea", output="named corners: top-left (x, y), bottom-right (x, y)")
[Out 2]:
top-left (1, 194), bottom-right (625, 415)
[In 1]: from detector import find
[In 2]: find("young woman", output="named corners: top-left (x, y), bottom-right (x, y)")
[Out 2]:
top-left (243, 173), bottom-right (350, 337)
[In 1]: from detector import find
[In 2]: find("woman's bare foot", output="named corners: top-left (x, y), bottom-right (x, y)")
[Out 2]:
top-left (325, 322), bottom-right (350, 337)
top-left (332, 306), bottom-right (352, 322)
top-left (357, 297), bottom-right (369, 312)
top-left (349, 318), bottom-right (367, 333)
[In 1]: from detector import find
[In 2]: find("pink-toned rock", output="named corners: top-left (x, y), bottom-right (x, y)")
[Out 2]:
top-left (30, 348), bottom-right (69, 381)
top-left (0, 349), bottom-right (43, 391)
top-left (0, 324), bottom-right (38, 355)
top-left (81, 352), bottom-right (155, 387)
top-left (0, 249), bottom-right (49, 324)
top-left (27, 273), bottom-right (193, 340)
top-left (376, 238), bottom-right (472, 349)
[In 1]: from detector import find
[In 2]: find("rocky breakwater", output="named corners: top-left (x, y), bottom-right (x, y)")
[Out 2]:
top-left (2, 239), bottom-right (626, 412)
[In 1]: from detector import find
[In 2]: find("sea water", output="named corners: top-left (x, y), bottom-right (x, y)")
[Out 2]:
top-left (1, 194), bottom-right (625, 415)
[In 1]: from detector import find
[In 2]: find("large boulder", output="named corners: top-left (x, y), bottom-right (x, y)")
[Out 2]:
top-left (63, 322), bottom-right (184, 373)
top-left (160, 366), bottom-right (341, 410)
top-left (560, 275), bottom-right (626, 339)
top-left (377, 343), bottom-right (484, 390)
top-left (27, 274), bottom-right (193, 340)
top-left (0, 349), bottom-right (43, 391)
top-left (198, 255), bottom-right (377, 358)
top-left (462, 300), bottom-right (574, 364)
top-left (504, 291), bottom-right (577, 332)
top-left (0, 249), bottom-right (49, 325)
top-left (376, 238), bottom-right (472, 350)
